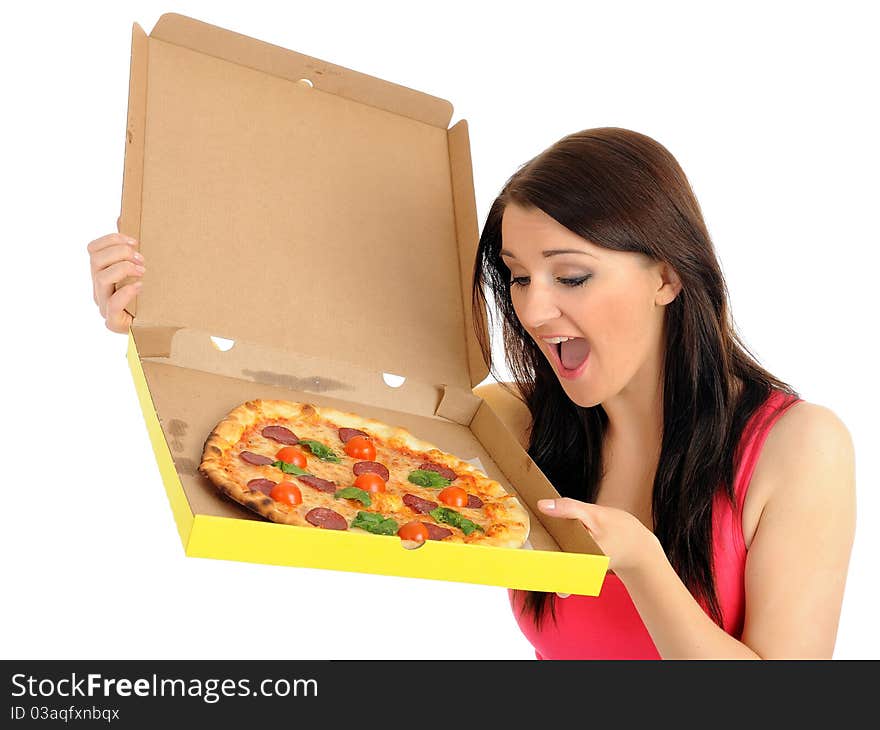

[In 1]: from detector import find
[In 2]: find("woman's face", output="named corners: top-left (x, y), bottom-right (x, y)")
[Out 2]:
top-left (501, 203), bottom-right (679, 408)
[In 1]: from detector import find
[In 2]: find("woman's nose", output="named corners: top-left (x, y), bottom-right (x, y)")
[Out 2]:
top-left (515, 283), bottom-right (562, 330)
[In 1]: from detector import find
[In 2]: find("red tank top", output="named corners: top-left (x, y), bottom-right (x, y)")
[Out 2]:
top-left (509, 388), bottom-right (801, 660)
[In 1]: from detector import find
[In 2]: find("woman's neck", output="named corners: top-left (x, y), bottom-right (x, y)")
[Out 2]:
top-left (601, 353), bottom-right (665, 456)
top-left (600, 372), bottom-right (745, 468)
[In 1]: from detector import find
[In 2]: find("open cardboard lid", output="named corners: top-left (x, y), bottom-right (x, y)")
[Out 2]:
top-left (121, 13), bottom-right (489, 394)
top-left (118, 14), bottom-right (608, 583)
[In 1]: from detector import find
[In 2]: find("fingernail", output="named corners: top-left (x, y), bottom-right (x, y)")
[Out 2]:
top-left (133, 251), bottom-right (144, 262)
top-left (126, 237), bottom-right (138, 245)
top-left (134, 265), bottom-right (145, 273)
top-left (134, 281), bottom-right (143, 289)
top-left (538, 499), bottom-right (555, 510)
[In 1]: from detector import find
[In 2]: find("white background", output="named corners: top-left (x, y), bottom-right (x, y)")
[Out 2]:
top-left (2, 0), bottom-right (877, 659)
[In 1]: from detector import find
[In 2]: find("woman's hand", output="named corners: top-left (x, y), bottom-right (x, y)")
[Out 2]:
top-left (537, 497), bottom-right (664, 596)
top-left (88, 216), bottom-right (144, 333)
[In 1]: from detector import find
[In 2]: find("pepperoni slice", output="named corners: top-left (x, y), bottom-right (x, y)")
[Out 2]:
top-left (247, 478), bottom-right (277, 495)
top-left (261, 425), bottom-right (299, 445)
top-left (240, 451), bottom-right (274, 466)
top-left (296, 475), bottom-right (337, 493)
top-left (421, 522), bottom-right (453, 541)
top-left (466, 494), bottom-right (484, 509)
top-left (353, 461), bottom-right (390, 482)
top-left (306, 507), bottom-right (348, 531)
top-left (403, 493), bottom-right (438, 514)
top-left (419, 462), bottom-right (457, 481)
top-left (339, 427), bottom-right (369, 444)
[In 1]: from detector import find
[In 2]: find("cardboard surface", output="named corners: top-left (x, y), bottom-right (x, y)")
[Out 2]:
top-left (120, 12), bottom-right (609, 595)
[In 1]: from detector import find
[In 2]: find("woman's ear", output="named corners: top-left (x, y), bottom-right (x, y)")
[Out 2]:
top-left (655, 262), bottom-right (682, 305)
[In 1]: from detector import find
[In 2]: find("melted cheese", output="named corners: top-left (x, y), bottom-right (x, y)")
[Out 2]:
top-left (224, 415), bottom-right (507, 543)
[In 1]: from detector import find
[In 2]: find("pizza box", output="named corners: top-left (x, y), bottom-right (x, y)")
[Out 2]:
top-left (118, 12), bottom-right (610, 596)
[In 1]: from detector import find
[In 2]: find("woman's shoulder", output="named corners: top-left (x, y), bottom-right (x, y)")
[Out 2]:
top-left (738, 397), bottom-right (855, 658)
top-left (473, 380), bottom-right (533, 450)
top-left (761, 397), bottom-right (853, 469)
top-left (749, 396), bottom-right (855, 516)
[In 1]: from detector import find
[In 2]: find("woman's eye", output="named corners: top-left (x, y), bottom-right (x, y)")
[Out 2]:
top-left (508, 275), bottom-right (591, 288)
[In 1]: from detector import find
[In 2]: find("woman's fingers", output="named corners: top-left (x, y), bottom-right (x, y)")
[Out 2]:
top-left (91, 242), bottom-right (143, 277)
top-left (94, 260), bottom-right (145, 318)
top-left (537, 498), bottom-right (661, 576)
top-left (87, 232), bottom-right (136, 259)
top-left (88, 229), bottom-right (142, 333)
top-left (537, 497), bottom-right (599, 532)
top-left (104, 281), bottom-right (141, 333)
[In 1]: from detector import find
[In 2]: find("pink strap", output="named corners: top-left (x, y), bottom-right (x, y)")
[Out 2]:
top-left (734, 390), bottom-right (801, 512)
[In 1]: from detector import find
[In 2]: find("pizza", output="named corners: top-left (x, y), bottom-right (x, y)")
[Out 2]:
top-left (198, 399), bottom-right (530, 548)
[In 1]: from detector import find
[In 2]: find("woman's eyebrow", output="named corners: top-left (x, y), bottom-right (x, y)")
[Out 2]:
top-left (500, 248), bottom-right (598, 259)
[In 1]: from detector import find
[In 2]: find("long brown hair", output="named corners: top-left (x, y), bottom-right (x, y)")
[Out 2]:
top-left (471, 127), bottom-right (799, 627)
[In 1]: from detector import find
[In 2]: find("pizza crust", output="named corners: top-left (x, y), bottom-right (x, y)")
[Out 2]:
top-left (198, 399), bottom-right (530, 548)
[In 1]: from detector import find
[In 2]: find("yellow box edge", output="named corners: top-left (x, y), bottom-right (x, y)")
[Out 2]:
top-left (185, 513), bottom-right (608, 596)
top-left (127, 331), bottom-right (195, 549)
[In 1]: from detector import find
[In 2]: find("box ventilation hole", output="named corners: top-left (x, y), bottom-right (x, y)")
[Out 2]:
top-left (382, 373), bottom-right (406, 388)
top-left (297, 78), bottom-right (314, 88)
top-left (210, 336), bottom-right (235, 352)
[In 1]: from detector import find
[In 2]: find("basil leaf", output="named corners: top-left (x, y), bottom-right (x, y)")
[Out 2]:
top-left (351, 511), bottom-right (398, 536)
top-left (457, 520), bottom-right (484, 537)
top-left (407, 469), bottom-right (452, 488)
top-left (296, 439), bottom-right (341, 463)
top-left (271, 460), bottom-right (310, 476)
top-left (334, 487), bottom-right (372, 507)
top-left (429, 506), bottom-right (485, 536)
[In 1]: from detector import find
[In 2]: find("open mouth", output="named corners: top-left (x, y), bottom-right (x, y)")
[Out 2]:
top-left (550, 337), bottom-right (590, 375)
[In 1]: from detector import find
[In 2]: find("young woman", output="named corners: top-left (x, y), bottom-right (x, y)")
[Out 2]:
top-left (88, 127), bottom-right (855, 660)
top-left (471, 127), bottom-right (855, 659)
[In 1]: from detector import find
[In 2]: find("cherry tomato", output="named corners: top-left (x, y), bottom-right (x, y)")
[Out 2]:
top-left (438, 486), bottom-right (468, 508)
top-left (354, 472), bottom-right (386, 493)
top-left (270, 481), bottom-right (303, 506)
top-left (275, 446), bottom-right (307, 468)
top-left (344, 436), bottom-right (376, 461)
top-left (397, 521), bottom-right (429, 544)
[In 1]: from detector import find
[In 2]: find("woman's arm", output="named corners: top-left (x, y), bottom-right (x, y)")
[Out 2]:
top-left (618, 402), bottom-right (856, 659)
